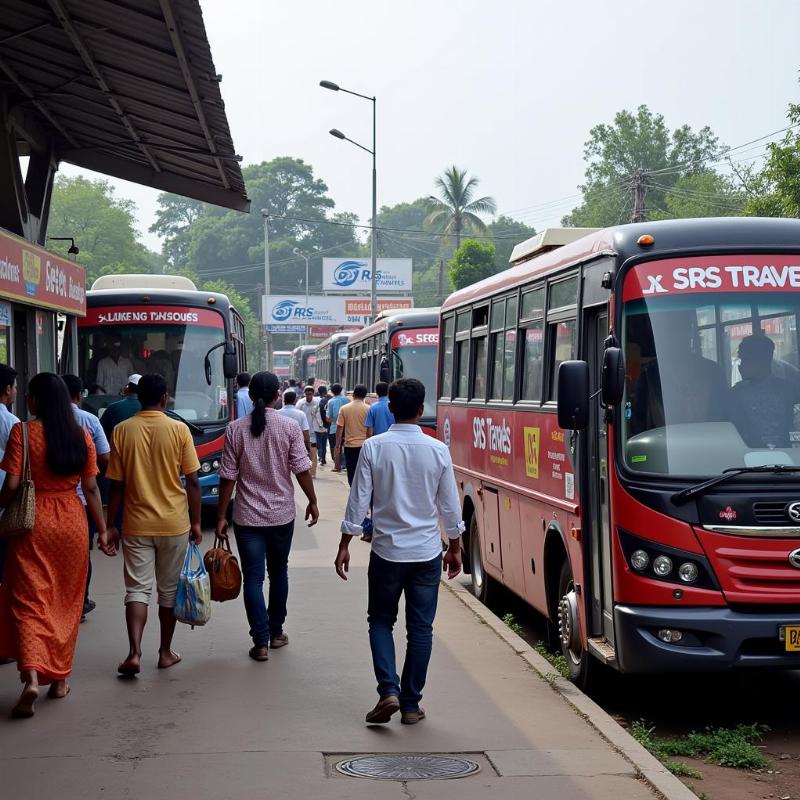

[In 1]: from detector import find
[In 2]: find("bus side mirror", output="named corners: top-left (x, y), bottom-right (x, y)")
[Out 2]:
top-left (223, 349), bottom-right (238, 380)
top-left (601, 347), bottom-right (625, 406)
top-left (379, 356), bottom-right (390, 383)
top-left (557, 360), bottom-right (590, 430)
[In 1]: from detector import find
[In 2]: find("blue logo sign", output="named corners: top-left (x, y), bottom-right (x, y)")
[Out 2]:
top-left (333, 260), bottom-right (367, 287)
top-left (272, 299), bottom-right (299, 321)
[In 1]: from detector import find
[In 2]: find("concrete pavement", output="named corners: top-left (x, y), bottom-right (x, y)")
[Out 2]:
top-left (0, 468), bottom-right (659, 799)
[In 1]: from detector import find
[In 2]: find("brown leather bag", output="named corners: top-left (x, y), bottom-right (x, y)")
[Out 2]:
top-left (203, 536), bottom-right (242, 602)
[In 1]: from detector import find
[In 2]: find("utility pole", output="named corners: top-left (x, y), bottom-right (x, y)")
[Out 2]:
top-left (437, 258), bottom-right (444, 305)
top-left (631, 169), bottom-right (648, 223)
top-left (260, 209), bottom-right (272, 371)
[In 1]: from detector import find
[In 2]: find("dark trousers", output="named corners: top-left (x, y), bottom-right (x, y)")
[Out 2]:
top-left (344, 446), bottom-right (362, 486)
top-left (330, 433), bottom-right (345, 468)
top-left (234, 521), bottom-right (294, 646)
top-left (315, 431), bottom-right (329, 464)
top-left (368, 552), bottom-right (442, 712)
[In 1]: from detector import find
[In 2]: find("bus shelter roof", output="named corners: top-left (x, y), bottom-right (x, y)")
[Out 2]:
top-left (1, 0), bottom-right (249, 212)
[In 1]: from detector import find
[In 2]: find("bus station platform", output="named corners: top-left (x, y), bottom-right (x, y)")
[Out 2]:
top-left (0, 470), bottom-right (691, 800)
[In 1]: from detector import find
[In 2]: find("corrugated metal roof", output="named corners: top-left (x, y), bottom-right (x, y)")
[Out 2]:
top-left (0, 0), bottom-right (250, 211)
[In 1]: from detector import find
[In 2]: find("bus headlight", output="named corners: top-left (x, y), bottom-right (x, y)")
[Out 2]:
top-left (652, 555), bottom-right (673, 577)
top-left (212, 459), bottom-right (221, 471)
top-left (201, 461), bottom-right (212, 474)
top-left (630, 550), bottom-right (649, 571)
top-left (678, 562), bottom-right (699, 583)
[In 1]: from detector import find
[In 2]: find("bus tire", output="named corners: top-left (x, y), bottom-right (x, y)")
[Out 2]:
top-left (469, 515), bottom-right (493, 605)
top-left (557, 560), bottom-right (596, 690)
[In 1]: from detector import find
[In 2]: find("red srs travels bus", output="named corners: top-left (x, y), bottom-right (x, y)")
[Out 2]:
top-left (272, 350), bottom-right (291, 379)
top-left (439, 218), bottom-right (800, 688)
top-left (346, 309), bottom-right (439, 434)
top-left (78, 274), bottom-right (246, 506)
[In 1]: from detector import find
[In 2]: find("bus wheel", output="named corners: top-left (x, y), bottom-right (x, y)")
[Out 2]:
top-left (557, 560), bottom-right (595, 689)
top-left (469, 515), bottom-right (492, 604)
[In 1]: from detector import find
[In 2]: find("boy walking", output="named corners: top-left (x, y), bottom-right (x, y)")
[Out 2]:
top-left (99, 374), bottom-right (202, 676)
top-left (335, 379), bottom-right (464, 724)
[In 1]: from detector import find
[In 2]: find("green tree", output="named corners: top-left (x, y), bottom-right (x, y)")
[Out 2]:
top-left (200, 278), bottom-right (261, 365)
top-left (48, 175), bottom-right (160, 283)
top-left (449, 239), bottom-right (497, 290)
top-left (426, 166), bottom-right (497, 250)
top-left (744, 99), bottom-right (800, 218)
top-left (564, 106), bottom-right (723, 227)
top-left (651, 172), bottom-right (746, 220)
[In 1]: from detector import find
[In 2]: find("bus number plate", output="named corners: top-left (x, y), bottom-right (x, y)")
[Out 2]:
top-left (779, 626), bottom-right (800, 652)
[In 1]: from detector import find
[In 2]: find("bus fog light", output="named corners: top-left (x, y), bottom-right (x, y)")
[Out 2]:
top-left (678, 562), bottom-right (699, 583)
top-left (212, 459), bottom-right (221, 470)
top-left (630, 550), bottom-right (649, 571)
top-left (653, 555), bottom-right (673, 577)
top-left (211, 487), bottom-right (219, 496)
top-left (201, 461), bottom-right (212, 474)
top-left (657, 628), bottom-right (683, 643)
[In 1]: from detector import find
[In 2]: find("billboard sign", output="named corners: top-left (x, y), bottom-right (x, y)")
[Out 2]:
top-left (265, 324), bottom-right (306, 333)
top-left (344, 297), bottom-right (413, 316)
top-left (262, 295), bottom-right (347, 326)
top-left (309, 325), bottom-right (360, 338)
top-left (323, 258), bottom-right (412, 292)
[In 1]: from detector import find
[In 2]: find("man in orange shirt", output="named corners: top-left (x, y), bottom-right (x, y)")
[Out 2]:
top-left (335, 384), bottom-right (369, 486)
top-left (99, 374), bottom-right (202, 677)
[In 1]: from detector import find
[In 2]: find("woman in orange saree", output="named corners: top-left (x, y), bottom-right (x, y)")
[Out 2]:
top-left (0, 373), bottom-right (106, 718)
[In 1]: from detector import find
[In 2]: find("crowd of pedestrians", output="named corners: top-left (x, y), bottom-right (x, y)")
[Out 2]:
top-left (0, 366), bottom-right (462, 728)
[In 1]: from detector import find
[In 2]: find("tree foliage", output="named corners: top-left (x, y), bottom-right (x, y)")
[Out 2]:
top-left (487, 215), bottom-right (536, 272)
top-left (564, 105), bottom-right (724, 227)
top-left (449, 239), bottom-right (498, 290)
top-left (426, 166), bottom-right (497, 250)
top-left (48, 175), bottom-right (160, 284)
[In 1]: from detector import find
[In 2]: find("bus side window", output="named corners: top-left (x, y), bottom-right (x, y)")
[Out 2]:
top-left (521, 320), bottom-right (544, 401)
top-left (440, 316), bottom-right (455, 398)
top-left (549, 319), bottom-right (577, 400)
top-left (471, 335), bottom-right (487, 400)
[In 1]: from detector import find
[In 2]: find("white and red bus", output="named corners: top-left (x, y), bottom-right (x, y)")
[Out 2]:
top-left (438, 219), bottom-right (800, 687)
top-left (272, 350), bottom-right (291, 379)
top-left (291, 344), bottom-right (317, 384)
top-left (345, 308), bottom-right (439, 434)
top-left (314, 331), bottom-right (352, 389)
top-left (78, 274), bottom-right (246, 506)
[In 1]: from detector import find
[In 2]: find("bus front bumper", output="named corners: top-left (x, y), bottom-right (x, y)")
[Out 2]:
top-left (614, 604), bottom-right (800, 672)
top-left (199, 471), bottom-right (221, 505)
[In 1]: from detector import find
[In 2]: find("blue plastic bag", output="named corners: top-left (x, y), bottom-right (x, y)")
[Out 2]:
top-left (175, 542), bottom-right (211, 627)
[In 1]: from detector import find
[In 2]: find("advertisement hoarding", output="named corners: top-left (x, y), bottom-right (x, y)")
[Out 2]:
top-left (262, 295), bottom-right (348, 326)
top-left (322, 258), bottom-right (413, 293)
top-left (309, 325), bottom-right (360, 338)
top-left (344, 297), bottom-right (413, 316)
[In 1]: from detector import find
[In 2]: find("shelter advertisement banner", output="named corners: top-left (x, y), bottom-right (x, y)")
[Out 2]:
top-left (0, 227), bottom-right (86, 315)
top-left (322, 258), bottom-right (413, 292)
top-left (262, 295), bottom-right (348, 326)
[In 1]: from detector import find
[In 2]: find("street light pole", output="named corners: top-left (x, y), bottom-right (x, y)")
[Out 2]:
top-left (293, 247), bottom-right (311, 345)
top-left (321, 80), bottom-right (378, 322)
top-left (260, 209), bottom-right (272, 371)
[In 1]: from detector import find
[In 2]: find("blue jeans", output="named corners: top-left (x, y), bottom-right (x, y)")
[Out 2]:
top-left (315, 431), bottom-right (329, 464)
top-left (234, 521), bottom-right (294, 646)
top-left (367, 552), bottom-right (442, 712)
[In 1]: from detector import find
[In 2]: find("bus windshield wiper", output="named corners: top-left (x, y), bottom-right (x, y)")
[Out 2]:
top-left (165, 409), bottom-right (204, 435)
top-left (672, 464), bottom-right (800, 506)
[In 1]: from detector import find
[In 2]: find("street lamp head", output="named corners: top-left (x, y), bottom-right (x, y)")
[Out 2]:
top-left (329, 128), bottom-right (346, 140)
top-left (292, 247), bottom-right (302, 256)
top-left (260, 208), bottom-right (269, 217)
top-left (320, 80), bottom-right (340, 91)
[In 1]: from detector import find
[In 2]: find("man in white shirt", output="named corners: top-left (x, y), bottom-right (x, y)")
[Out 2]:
top-left (236, 372), bottom-right (254, 417)
top-left (97, 337), bottom-right (134, 396)
top-left (278, 390), bottom-right (310, 454)
top-left (296, 386), bottom-right (323, 477)
top-left (336, 378), bottom-right (464, 726)
top-left (0, 364), bottom-right (19, 587)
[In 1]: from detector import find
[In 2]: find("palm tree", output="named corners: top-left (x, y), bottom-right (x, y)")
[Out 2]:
top-left (426, 166), bottom-right (497, 250)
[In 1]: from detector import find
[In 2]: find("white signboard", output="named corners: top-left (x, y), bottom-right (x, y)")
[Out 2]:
top-left (322, 258), bottom-right (413, 293)
top-left (262, 295), bottom-right (347, 326)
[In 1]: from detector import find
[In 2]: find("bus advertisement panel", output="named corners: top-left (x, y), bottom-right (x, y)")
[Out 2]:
top-left (438, 219), bottom-right (800, 689)
top-left (78, 277), bottom-right (246, 505)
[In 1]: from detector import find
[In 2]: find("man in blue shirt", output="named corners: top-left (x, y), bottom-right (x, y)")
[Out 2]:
top-left (101, 374), bottom-right (142, 440)
top-left (0, 364), bottom-right (19, 588)
top-left (64, 375), bottom-right (111, 620)
top-left (325, 383), bottom-right (349, 472)
top-left (236, 372), bottom-right (254, 417)
top-left (366, 382), bottom-right (395, 437)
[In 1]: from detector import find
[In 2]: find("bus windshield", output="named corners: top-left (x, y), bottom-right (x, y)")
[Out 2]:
top-left (273, 352), bottom-right (291, 370)
top-left (623, 282), bottom-right (800, 477)
top-left (79, 315), bottom-right (229, 424)
top-left (392, 333), bottom-right (438, 419)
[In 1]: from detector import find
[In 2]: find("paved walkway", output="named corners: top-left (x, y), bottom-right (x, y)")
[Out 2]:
top-left (0, 469), bottom-right (656, 800)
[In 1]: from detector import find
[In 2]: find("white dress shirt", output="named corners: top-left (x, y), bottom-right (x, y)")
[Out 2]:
top-left (278, 404), bottom-right (310, 433)
top-left (96, 355), bottom-right (134, 395)
top-left (341, 423), bottom-right (465, 562)
top-left (0, 403), bottom-right (20, 490)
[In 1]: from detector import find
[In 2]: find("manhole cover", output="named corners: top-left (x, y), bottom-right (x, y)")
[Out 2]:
top-left (336, 754), bottom-right (481, 780)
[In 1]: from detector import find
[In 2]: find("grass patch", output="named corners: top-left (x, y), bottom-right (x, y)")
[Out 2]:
top-left (631, 720), bottom-right (769, 771)
top-left (534, 642), bottom-right (571, 680)
top-left (501, 612), bottom-right (523, 636)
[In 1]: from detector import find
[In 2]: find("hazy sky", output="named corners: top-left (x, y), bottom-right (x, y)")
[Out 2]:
top-left (63, 0), bottom-right (800, 251)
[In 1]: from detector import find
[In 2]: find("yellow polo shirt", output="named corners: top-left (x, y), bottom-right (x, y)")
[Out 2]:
top-left (337, 399), bottom-right (369, 447)
top-left (107, 411), bottom-right (201, 536)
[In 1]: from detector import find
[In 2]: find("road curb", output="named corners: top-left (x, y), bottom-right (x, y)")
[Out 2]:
top-left (442, 577), bottom-right (699, 800)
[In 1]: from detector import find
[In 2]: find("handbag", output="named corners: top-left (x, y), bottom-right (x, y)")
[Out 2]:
top-left (0, 423), bottom-right (35, 540)
top-left (175, 542), bottom-right (212, 627)
top-left (203, 535), bottom-right (242, 602)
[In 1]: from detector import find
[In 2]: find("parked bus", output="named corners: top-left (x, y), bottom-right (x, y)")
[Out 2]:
top-left (438, 219), bottom-right (800, 687)
top-left (292, 344), bottom-right (317, 384)
top-left (314, 332), bottom-right (352, 388)
top-left (77, 274), bottom-right (246, 506)
top-left (345, 308), bottom-right (439, 434)
top-left (272, 350), bottom-right (291, 379)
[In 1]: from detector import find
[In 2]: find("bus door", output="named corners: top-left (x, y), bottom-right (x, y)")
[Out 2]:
top-left (586, 308), bottom-right (614, 646)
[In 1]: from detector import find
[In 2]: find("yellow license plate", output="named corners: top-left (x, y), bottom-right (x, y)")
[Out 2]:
top-left (781, 626), bottom-right (800, 652)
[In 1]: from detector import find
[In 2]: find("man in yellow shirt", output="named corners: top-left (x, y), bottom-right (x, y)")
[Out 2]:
top-left (335, 384), bottom-right (369, 486)
top-left (99, 373), bottom-right (202, 677)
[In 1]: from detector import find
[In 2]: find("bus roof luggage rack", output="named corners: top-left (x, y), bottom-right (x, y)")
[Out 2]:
top-left (91, 274), bottom-right (198, 292)
top-left (510, 228), bottom-right (601, 265)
